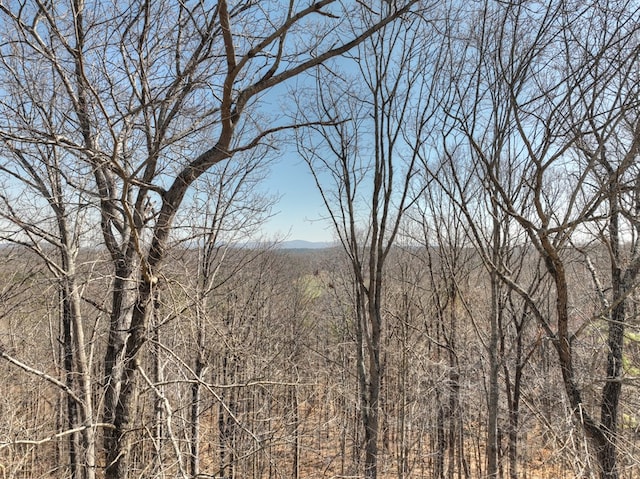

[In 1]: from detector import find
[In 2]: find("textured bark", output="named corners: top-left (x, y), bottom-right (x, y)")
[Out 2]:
top-left (363, 293), bottom-right (383, 479)
top-left (486, 206), bottom-right (501, 478)
top-left (487, 269), bottom-right (500, 479)
top-left (190, 325), bottom-right (204, 479)
top-left (61, 274), bottom-right (79, 479)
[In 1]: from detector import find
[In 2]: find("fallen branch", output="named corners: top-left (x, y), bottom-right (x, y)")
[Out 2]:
top-left (0, 423), bottom-right (115, 450)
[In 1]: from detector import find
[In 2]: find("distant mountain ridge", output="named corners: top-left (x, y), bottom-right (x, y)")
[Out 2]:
top-left (278, 240), bottom-right (335, 249)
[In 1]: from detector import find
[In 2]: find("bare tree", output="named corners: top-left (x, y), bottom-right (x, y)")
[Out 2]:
top-left (295, 4), bottom-right (439, 476)
top-left (181, 157), bottom-right (276, 477)
top-left (413, 187), bottom-right (476, 479)
top-left (0, 1), bottom-right (422, 477)
top-left (434, 1), bottom-right (640, 477)
top-left (566, 3), bottom-right (640, 474)
top-left (0, 131), bottom-right (99, 478)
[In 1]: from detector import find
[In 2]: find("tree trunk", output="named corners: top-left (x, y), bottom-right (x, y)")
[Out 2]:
top-left (291, 385), bottom-right (300, 479)
top-left (190, 321), bottom-right (204, 479)
top-left (152, 321), bottom-right (164, 478)
top-left (103, 261), bottom-right (137, 432)
top-left (504, 323), bottom-right (525, 479)
top-left (67, 267), bottom-right (96, 479)
top-left (546, 244), bottom-right (619, 479)
top-left (60, 279), bottom-right (79, 479)
top-left (435, 388), bottom-right (445, 479)
top-left (363, 380), bottom-right (380, 479)
top-left (487, 269), bottom-right (500, 479)
top-left (105, 276), bottom-right (155, 479)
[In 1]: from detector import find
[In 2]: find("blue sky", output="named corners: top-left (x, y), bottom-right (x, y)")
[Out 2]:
top-left (259, 154), bottom-right (335, 243)
top-left (250, 74), bottom-right (340, 244)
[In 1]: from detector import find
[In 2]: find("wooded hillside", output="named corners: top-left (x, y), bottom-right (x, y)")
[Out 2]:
top-left (0, 1), bottom-right (639, 478)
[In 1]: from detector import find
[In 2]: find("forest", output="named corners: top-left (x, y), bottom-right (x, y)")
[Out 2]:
top-left (0, 1), bottom-right (639, 479)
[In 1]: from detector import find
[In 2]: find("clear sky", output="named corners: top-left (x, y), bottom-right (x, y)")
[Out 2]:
top-left (252, 76), bottom-right (338, 244)
top-left (259, 154), bottom-right (335, 243)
